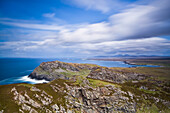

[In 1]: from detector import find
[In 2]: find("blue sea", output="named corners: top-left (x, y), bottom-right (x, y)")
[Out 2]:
top-left (0, 58), bottom-right (159, 85)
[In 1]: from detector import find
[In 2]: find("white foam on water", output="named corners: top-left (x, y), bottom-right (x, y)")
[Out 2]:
top-left (17, 75), bottom-right (49, 84)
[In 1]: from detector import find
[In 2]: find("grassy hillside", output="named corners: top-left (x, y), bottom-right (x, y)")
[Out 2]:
top-left (0, 61), bottom-right (170, 113)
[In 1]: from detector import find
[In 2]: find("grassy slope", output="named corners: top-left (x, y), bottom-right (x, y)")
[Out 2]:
top-left (127, 59), bottom-right (170, 67)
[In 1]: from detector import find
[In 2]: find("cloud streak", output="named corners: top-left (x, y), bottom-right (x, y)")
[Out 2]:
top-left (66, 0), bottom-right (129, 13)
top-left (1, 0), bottom-right (170, 41)
top-left (43, 13), bottom-right (56, 18)
top-left (1, 37), bottom-right (170, 57)
top-left (0, 21), bottom-right (65, 31)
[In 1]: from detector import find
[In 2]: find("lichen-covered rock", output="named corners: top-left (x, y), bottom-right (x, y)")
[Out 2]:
top-left (29, 61), bottom-right (147, 83)
top-left (87, 67), bottom-right (147, 83)
top-left (52, 104), bottom-right (59, 111)
top-left (64, 82), bottom-right (136, 113)
top-left (0, 110), bottom-right (4, 113)
top-left (31, 86), bottom-right (41, 92)
top-left (29, 61), bottom-right (95, 81)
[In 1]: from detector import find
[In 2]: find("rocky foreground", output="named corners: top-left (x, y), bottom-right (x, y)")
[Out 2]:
top-left (0, 61), bottom-right (170, 113)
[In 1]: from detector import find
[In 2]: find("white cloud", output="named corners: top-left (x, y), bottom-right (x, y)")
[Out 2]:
top-left (1, 37), bottom-right (169, 56)
top-left (67, 37), bottom-right (170, 56)
top-left (59, 0), bottom-right (170, 42)
top-left (43, 13), bottom-right (55, 18)
top-left (67, 0), bottom-right (126, 13)
top-left (108, 0), bottom-right (170, 40)
top-left (0, 20), bottom-right (65, 31)
top-left (1, 0), bottom-right (169, 43)
top-left (59, 22), bottom-right (112, 43)
top-left (0, 0), bottom-right (170, 57)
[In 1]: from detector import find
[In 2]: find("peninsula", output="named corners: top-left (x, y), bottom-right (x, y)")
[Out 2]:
top-left (0, 60), bottom-right (169, 113)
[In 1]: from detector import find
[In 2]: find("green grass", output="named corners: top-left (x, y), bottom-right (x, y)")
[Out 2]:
top-left (87, 78), bottom-right (120, 87)
top-left (35, 80), bottom-right (68, 109)
top-left (0, 84), bottom-right (19, 113)
top-left (0, 76), bottom-right (169, 112)
top-left (137, 104), bottom-right (159, 113)
top-left (138, 88), bottom-right (159, 94)
top-left (17, 83), bottom-right (34, 87)
top-left (60, 69), bottom-right (90, 77)
top-left (128, 60), bottom-right (170, 67)
top-left (111, 67), bottom-right (170, 80)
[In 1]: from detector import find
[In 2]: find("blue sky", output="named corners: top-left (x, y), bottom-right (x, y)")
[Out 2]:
top-left (0, 0), bottom-right (170, 58)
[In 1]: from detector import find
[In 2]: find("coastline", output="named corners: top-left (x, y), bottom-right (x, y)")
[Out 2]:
top-left (123, 60), bottom-right (137, 65)
top-left (0, 60), bottom-right (169, 113)
top-left (89, 57), bottom-right (170, 67)
top-left (0, 58), bottom-right (168, 85)
top-left (0, 75), bottom-right (48, 85)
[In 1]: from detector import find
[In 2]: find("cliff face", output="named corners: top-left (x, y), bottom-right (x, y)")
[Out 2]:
top-left (29, 61), bottom-right (146, 83)
top-left (87, 67), bottom-right (146, 83)
top-left (0, 61), bottom-right (170, 113)
top-left (29, 61), bottom-right (95, 81)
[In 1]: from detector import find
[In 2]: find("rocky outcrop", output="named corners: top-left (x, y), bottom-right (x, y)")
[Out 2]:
top-left (0, 110), bottom-right (4, 113)
top-left (10, 86), bottom-right (67, 113)
top-left (29, 61), bottom-right (147, 83)
top-left (65, 83), bottom-right (136, 113)
top-left (11, 87), bottom-right (40, 112)
top-left (7, 77), bottom-right (169, 113)
top-left (10, 82), bottom-right (137, 112)
top-left (29, 61), bottom-right (95, 81)
top-left (87, 67), bottom-right (146, 83)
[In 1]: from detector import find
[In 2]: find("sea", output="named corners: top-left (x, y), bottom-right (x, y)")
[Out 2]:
top-left (0, 58), bottom-right (159, 85)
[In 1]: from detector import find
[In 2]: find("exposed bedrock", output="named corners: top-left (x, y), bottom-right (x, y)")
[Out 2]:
top-left (29, 61), bottom-right (147, 83)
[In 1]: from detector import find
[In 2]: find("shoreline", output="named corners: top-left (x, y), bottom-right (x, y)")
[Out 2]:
top-left (0, 58), bottom-right (166, 85)
top-left (0, 75), bottom-right (49, 85)
top-left (88, 58), bottom-right (168, 67)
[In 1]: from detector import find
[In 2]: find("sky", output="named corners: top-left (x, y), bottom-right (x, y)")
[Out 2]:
top-left (0, 0), bottom-right (170, 58)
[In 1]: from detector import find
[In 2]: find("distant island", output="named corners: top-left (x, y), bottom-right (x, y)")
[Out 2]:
top-left (0, 59), bottom-right (169, 113)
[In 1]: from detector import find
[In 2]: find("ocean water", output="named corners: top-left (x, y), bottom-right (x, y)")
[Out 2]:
top-left (0, 58), bottom-right (159, 85)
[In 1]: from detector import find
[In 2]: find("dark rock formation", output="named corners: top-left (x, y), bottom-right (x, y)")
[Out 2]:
top-left (29, 61), bottom-right (146, 83)
top-left (65, 83), bottom-right (136, 113)
top-left (87, 67), bottom-right (147, 83)
top-left (29, 61), bottom-right (95, 81)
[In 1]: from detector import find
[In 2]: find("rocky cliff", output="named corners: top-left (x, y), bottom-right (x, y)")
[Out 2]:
top-left (29, 61), bottom-right (146, 83)
top-left (87, 67), bottom-right (146, 83)
top-left (0, 61), bottom-right (170, 113)
top-left (29, 61), bottom-right (95, 81)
